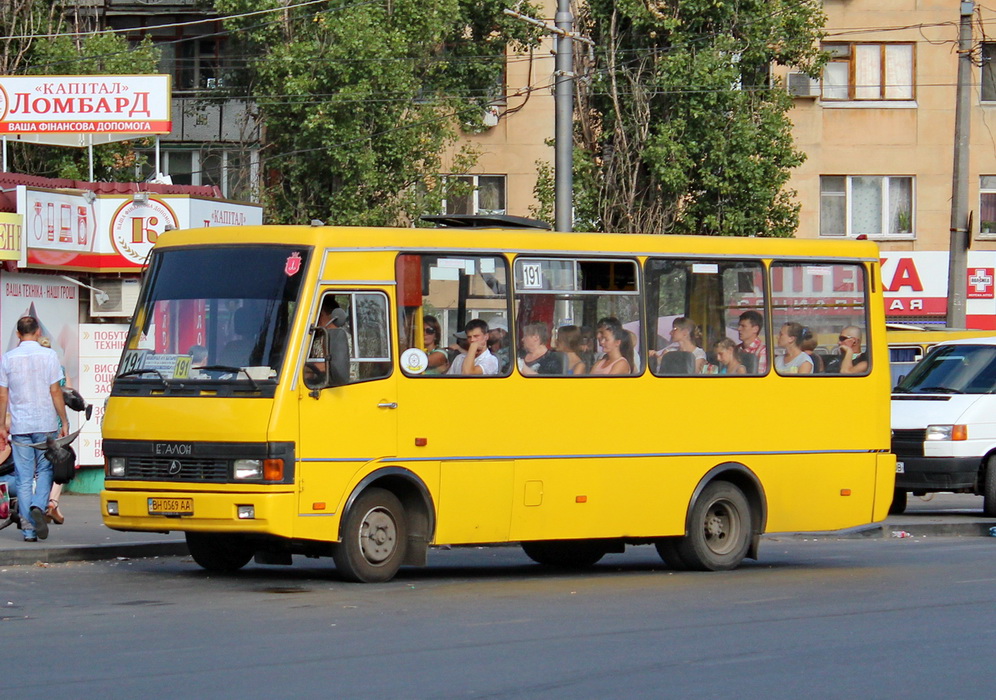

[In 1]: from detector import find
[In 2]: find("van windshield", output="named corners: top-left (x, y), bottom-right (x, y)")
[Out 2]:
top-left (115, 245), bottom-right (311, 388)
top-left (895, 344), bottom-right (996, 394)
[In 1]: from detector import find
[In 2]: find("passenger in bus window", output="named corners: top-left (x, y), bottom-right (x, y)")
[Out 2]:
top-left (800, 335), bottom-right (824, 373)
top-left (714, 338), bottom-right (747, 375)
top-left (590, 320), bottom-right (632, 375)
top-left (488, 318), bottom-right (511, 374)
top-left (736, 311), bottom-right (767, 374)
top-left (774, 322), bottom-right (814, 375)
top-left (446, 320), bottom-right (500, 375)
top-left (554, 325), bottom-right (587, 375)
top-left (518, 323), bottom-right (563, 375)
top-left (654, 317), bottom-right (706, 373)
top-left (838, 326), bottom-right (869, 374)
top-left (422, 315), bottom-right (449, 375)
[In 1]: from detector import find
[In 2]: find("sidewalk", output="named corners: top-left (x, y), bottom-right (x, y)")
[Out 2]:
top-left (0, 493), bottom-right (187, 566)
top-left (1, 492), bottom-right (993, 567)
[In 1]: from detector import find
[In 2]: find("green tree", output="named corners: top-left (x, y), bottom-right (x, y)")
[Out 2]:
top-left (568, 0), bottom-right (826, 236)
top-left (215, 0), bottom-right (539, 225)
top-left (1, 3), bottom-right (160, 181)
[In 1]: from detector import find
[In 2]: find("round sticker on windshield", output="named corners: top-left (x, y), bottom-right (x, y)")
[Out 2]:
top-left (401, 348), bottom-right (429, 374)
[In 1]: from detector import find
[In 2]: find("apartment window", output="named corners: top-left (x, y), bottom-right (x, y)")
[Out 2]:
top-left (983, 44), bottom-right (996, 102)
top-left (820, 176), bottom-right (914, 237)
top-left (138, 148), bottom-right (259, 201)
top-left (981, 176), bottom-right (996, 235)
top-left (442, 175), bottom-right (506, 215)
top-left (822, 43), bottom-right (914, 101)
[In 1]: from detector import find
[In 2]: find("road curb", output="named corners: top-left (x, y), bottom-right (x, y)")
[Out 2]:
top-left (767, 521), bottom-right (996, 540)
top-left (0, 540), bottom-right (188, 566)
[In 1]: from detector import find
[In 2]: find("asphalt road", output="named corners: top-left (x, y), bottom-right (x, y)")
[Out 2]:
top-left (4, 537), bottom-right (996, 699)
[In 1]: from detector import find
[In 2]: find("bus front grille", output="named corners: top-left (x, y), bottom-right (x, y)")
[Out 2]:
top-left (127, 457), bottom-right (231, 481)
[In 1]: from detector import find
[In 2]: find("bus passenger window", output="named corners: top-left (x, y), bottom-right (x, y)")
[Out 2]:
top-left (304, 291), bottom-right (392, 389)
top-left (396, 253), bottom-right (511, 377)
top-left (645, 258), bottom-right (766, 376)
top-left (513, 257), bottom-right (641, 376)
top-left (769, 262), bottom-right (870, 376)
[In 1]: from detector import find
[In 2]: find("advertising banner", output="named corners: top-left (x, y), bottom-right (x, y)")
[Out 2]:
top-left (0, 75), bottom-right (171, 136)
top-left (880, 251), bottom-right (996, 328)
top-left (16, 186), bottom-right (263, 271)
top-left (0, 212), bottom-right (22, 261)
top-left (77, 324), bottom-right (128, 466)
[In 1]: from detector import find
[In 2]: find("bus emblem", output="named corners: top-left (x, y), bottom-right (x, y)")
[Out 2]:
top-left (285, 252), bottom-right (302, 277)
top-left (167, 460), bottom-right (182, 476)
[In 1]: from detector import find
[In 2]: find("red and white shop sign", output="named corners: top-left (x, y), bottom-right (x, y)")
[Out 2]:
top-left (967, 268), bottom-right (995, 299)
top-left (0, 75), bottom-right (171, 135)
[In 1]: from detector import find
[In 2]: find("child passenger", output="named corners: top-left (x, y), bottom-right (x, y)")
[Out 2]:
top-left (713, 338), bottom-right (747, 375)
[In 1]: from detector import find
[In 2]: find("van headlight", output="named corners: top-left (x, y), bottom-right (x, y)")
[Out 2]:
top-left (926, 424), bottom-right (968, 441)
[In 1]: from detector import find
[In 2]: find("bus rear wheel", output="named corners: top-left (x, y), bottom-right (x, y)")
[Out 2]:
top-left (521, 539), bottom-right (607, 568)
top-left (185, 532), bottom-right (253, 573)
top-left (676, 481), bottom-right (751, 571)
top-left (654, 537), bottom-right (690, 570)
top-left (333, 487), bottom-right (407, 583)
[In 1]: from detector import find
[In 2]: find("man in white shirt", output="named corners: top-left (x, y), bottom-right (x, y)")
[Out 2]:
top-left (446, 319), bottom-right (500, 375)
top-left (0, 316), bottom-right (68, 542)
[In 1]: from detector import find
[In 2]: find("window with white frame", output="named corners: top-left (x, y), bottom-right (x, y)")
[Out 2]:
top-left (983, 44), bottom-right (996, 102)
top-left (820, 175), bottom-right (914, 237)
top-left (138, 147), bottom-right (259, 201)
top-left (981, 176), bottom-right (996, 235)
top-left (821, 43), bottom-right (914, 101)
top-left (442, 175), bottom-right (506, 215)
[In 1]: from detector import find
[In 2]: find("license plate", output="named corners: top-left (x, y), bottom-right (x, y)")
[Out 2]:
top-left (148, 497), bottom-right (193, 516)
top-left (896, 461), bottom-right (905, 474)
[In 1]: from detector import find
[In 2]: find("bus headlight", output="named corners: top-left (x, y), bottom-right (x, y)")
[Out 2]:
top-left (234, 459), bottom-right (263, 479)
top-left (108, 457), bottom-right (126, 477)
top-left (926, 424), bottom-right (968, 441)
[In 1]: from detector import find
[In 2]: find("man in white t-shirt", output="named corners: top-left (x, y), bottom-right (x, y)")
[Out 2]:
top-left (0, 316), bottom-right (68, 542)
top-left (446, 319), bottom-right (500, 375)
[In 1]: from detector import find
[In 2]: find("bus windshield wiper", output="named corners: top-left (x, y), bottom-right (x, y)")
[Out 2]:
top-left (197, 365), bottom-right (259, 390)
top-left (117, 368), bottom-right (169, 387)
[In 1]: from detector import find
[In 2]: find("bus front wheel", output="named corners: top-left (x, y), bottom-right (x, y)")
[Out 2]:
top-left (185, 532), bottom-right (253, 573)
top-left (676, 481), bottom-right (751, 571)
top-left (521, 540), bottom-right (607, 568)
top-left (333, 487), bottom-right (407, 583)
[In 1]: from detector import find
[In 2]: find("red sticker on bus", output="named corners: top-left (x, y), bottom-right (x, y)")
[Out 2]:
top-left (285, 252), bottom-right (302, 277)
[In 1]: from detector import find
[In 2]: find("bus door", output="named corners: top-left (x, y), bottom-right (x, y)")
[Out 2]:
top-left (297, 289), bottom-right (398, 520)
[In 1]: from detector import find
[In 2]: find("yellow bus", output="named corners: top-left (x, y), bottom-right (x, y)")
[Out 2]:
top-left (100, 221), bottom-right (895, 582)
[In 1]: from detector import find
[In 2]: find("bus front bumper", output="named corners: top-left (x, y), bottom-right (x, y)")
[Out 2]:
top-left (100, 489), bottom-right (298, 537)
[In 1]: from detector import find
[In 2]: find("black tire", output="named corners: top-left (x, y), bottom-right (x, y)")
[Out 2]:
top-left (333, 487), bottom-right (407, 583)
top-left (654, 537), bottom-right (690, 571)
top-left (520, 539), bottom-right (607, 568)
top-left (888, 488), bottom-right (908, 515)
top-left (676, 481), bottom-right (752, 571)
top-left (983, 459), bottom-right (996, 517)
top-left (185, 532), bottom-right (253, 573)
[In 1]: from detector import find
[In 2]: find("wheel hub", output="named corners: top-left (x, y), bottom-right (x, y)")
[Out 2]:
top-left (359, 507), bottom-right (397, 564)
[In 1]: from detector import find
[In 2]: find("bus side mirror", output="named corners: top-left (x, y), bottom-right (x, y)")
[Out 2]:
top-left (304, 326), bottom-right (351, 397)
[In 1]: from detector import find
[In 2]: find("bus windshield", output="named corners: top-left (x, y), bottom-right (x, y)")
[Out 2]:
top-left (116, 244), bottom-right (311, 385)
top-left (895, 344), bottom-right (996, 395)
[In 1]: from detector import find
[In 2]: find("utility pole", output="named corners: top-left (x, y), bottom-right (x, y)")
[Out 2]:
top-left (504, 5), bottom-right (593, 233)
top-left (947, 0), bottom-right (974, 328)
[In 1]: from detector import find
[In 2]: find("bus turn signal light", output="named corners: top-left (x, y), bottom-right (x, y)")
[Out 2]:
top-left (263, 458), bottom-right (284, 481)
top-left (576, 495), bottom-right (588, 503)
top-left (415, 437), bottom-right (427, 446)
top-left (840, 489), bottom-right (851, 496)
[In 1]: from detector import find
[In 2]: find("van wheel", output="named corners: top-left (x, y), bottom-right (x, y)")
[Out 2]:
top-left (888, 488), bottom-right (908, 515)
top-left (521, 540), bottom-right (607, 568)
top-left (333, 487), bottom-right (407, 583)
top-left (654, 537), bottom-right (690, 570)
top-left (185, 532), bottom-right (253, 573)
top-left (676, 481), bottom-right (751, 571)
top-left (983, 459), bottom-right (996, 517)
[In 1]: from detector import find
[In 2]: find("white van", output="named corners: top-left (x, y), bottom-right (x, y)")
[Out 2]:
top-left (891, 337), bottom-right (996, 515)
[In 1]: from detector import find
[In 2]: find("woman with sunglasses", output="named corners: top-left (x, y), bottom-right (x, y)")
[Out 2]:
top-left (422, 315), bottom-right (449, 375)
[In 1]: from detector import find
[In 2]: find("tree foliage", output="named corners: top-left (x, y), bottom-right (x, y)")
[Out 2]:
top-left (215, 0), bottom-right (539, 226)
top-left (570, 0), bottom-right (826, 236)
top-left (1, 4), bottom-right (160, 180)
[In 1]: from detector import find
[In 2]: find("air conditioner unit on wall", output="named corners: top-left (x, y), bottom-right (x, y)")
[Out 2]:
top-left (91, 279), bottom-right (141, 318)
top-left (787, 72), bottom-right (820, 99)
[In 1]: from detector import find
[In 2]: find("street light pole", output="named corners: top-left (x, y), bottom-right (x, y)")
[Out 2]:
top-left (947, 0), bottom-right (974, 328)
top-left (554, 0), bottom-right (573, 233)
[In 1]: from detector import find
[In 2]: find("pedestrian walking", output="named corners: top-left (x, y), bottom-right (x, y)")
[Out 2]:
top-left (0, 316), bottom-right (69, 541)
